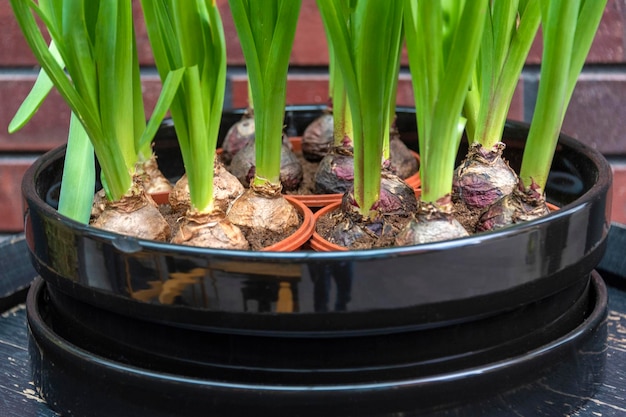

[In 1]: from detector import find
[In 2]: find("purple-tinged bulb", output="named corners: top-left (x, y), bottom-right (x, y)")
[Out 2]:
top-left (222, 116), bottom-right (255, 164)
top-left (229, 140), bottom-right (302, 191)
top-left (476, 185), bottom-right (550, 232)
top-left (453, 143), bottom-right (518, 209)
top-left (314, 148), bottom-right (355, 194)
top-left (302, 113), bottom-right (333, 162)
top-left (388, 136), bottom-right (419, 180)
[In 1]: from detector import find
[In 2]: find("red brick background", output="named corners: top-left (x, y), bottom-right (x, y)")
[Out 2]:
top-left (1, 0), bottom-right (626, 232)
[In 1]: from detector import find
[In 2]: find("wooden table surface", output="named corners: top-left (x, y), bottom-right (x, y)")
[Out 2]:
top-left (1, 235), bottom-right (626, 417)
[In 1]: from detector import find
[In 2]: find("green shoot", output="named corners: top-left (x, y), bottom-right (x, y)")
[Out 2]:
top-left (383, 28), bottom-right (404, 162)
top-left (58, 113), bottom-right (94, 223)
top-left (404, 0), bottom-right (487, 208)
top-left (520, 0), bottom-right (607, 193)
top-left (228, 0), bottom-right (302, 191)
top-left (316, 0), bottom-right (404, 218)
top-left (141, 0), bottom-right (227, 214)
top-left (7, 40), bottom-right (95, 223)
top-left (464, 0), bottom-right (541, 149)
top-left (331, 67), bottom-right (353, 147)
top-left (326, 4), bottom-right (352, 148)
top-left (9, 0), bottom-right (183, 211)
top-left (8, 41), bottom-right (63, 134)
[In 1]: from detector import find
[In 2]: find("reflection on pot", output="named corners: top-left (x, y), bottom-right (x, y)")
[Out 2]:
top-left (241, 279), bottom-right (299, 313)
top-left (130, 268), bottom-right (204, 304)
top-left (308, 262), bottom-right (353, 312)
top-left (122, 259), bottom-right (308, 314)
top-left (122, 260), bottom-right (358, 314)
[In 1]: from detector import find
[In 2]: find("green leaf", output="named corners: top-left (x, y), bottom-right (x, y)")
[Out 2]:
top-left (141, 0), bottom-right (227, 214)
top-left (229, 0), bottom-right (302, 187)
top-left (472, 0), bottom-right (541, 148)
top-left (405, 0), bottom-right (488, 205)
top-left (9, 0), bottom-right (103, 140)
top-left (519, 0), bottom-right (605, 192)
top-left (8, 41), bottom-right (64, 134)
top-left (58, 112), bottom-right (95, 224)
top-left (60, 1), bottom-right (99, 113)
top-left (138, 68), bottom-right (185, 151)
top-left (95, 0), bottom-right (136, 172)
top-left (10, 1), bottom-right (130, 201)
top-left (317, 0), bottom-right (404, 216)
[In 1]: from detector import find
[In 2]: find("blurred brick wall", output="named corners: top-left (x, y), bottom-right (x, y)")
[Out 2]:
top-left (1, 0), bottom-right (626, 232)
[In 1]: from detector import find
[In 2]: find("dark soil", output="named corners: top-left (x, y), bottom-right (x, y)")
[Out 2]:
top-left (284, 151), bottom-right (319, 195)
top-left (159, 203), bottom-right (183, 238)
top-left (236, 216), bottom-right (301, 250)
top-left (315, 208), bottom-right (414, 250)
top-left (316, 200), bottom-right (489, 249)
top-left (452, 199), bottom-right (484, 234)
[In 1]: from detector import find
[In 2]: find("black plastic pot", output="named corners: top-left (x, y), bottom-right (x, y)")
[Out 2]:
top-left (22, 106), bottom-right (612, 334)
top-left (27, 273), bottom-right (608, 416)
top-left (21, 106), bottom-right (612, 415)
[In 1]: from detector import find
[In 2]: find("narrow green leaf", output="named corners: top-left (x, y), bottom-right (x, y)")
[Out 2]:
top-left (229, 0), bottom-right (302, 187)
top-left (564, 0), bottom-right (607, 114)
top-left (184, 65), bottom-right (213, 212)
top-left (95, 0), bottom-right (136, 172)
top-left (138, 68), bottom-right (185, 150)
top-left (405, 0), bottom-right (488, 205)
top-left (58, 112), bottom-right (95, 224)
top-left (520, 0), bottom-right (581, 191)
top-left (9, 41), bottom-right (64, 133)
top-left (520, 0), bottom-right (606, 192)
top-left (9, 0), bottom-right (103, 141)
top-left (491, 0), bottom-right (518, 73)
top-left (475, 0), bottom-right (540, 148)
top-left (141, 0), bottom-right (226, 214)
top-left (255, 0), bottom-right (302, 185)
top-left (318, 0), bottom-right (403, 216)
top-left (38, 0), bottom-right (63, 35)
top-left (60, 1), bottom-right (99, 114)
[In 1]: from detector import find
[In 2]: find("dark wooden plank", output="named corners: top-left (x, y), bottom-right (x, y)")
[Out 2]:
top-left (572, 286), bottom-right (626, 416)
top-left (0, 235), bottom-right (38, 312)
top-left (0, 305), bottom-right (59, 417)
top-left (0, 305), bottom-right (29, 348)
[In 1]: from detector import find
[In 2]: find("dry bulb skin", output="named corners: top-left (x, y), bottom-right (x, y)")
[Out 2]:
top-left (301, 112), bottom-right (334, 162)
top-left (137, 154), bottom-right (174, 194)
top-left (91, 154), bottom-right (173, 219)
top-left (169, 159), bottom-right (244, 214)
top-left (476, 182), bottom-right (550, 232)
top-left (171, 209), bottom-right (249, 249)
top-left (453, 142), bottom-right (518, 209)
top-left (395, 198), bottom-right (469, 246)
top-left (90, 181), bottom-right (170, 241)
top-left (229, 139), bottom-right (302, 191)
top-left (91, 188), bottom-right (107, 219)
top-left (342, 172), bottom-right (418, 218)
top-left (326, 173), bottom-right (417, 249)
top-left (221, 110), bottom-right (256, 163)
top-left (227, 184), bottom-right (300, 234)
